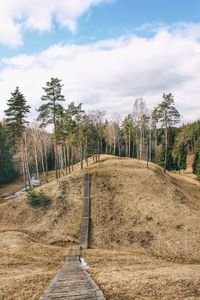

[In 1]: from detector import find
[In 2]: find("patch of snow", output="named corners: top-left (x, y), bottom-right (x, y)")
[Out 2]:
top-left (3, 176), bottom-right (40, 200)
top-left (4, 194), bottom-right (16, 200)
top-left (26, 177), bottom-right (40, 187)
top-left (4, 187), bottom-right (26, 200)
top-left (80, 257), bottom-right (89, 269)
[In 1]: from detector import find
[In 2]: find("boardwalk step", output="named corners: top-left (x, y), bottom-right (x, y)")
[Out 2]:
top-left (39, 173), bottom-right (106, 300)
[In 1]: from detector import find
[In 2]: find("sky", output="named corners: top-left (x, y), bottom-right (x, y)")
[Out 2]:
top-left (0, 0), bottom-right (200, 123)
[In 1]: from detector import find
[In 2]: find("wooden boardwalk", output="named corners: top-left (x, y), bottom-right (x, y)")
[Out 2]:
top-left (40, 174), bottom-right (106, 300)
top-left (80, 173), bottom-right (91, 249)
top-left (40, 246), bottom-right (105, 300)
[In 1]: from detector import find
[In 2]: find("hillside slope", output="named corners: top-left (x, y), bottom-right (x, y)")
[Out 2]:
top-left (90, 156), bottom-right (200, 262)
top-left (0, 155), bottom-right (200, 299)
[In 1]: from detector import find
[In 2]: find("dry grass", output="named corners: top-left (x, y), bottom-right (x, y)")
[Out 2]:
top-left (0, 170), bottom-right (58, 199)
top-left (90, 156), bottom-right (200, 263)
top-left (0, 155), bottom-right (200, 299)
top-left (0, 158), bottom-right (88, 199)
top-left (0, 161), bottom-right (93, 299)
top-left (0, 231), bottom-right (67, 300)
top-left (0, 178), bottom-right (24, 199)
top-left (84, 248), bottom-right (200, 300)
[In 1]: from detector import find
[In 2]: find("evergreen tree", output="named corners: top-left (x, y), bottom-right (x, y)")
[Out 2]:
top-left (0, 123), bottom-right (18, 185)
top-left (37, 78), bottom-right (65, 135)
top-left (122, 114), bottom-right (134, 157)
top-left (37, 78), bottom-right (65, 178)
top-left (63, 102), bottom-right (85, 170)
top-left (154, 93), bottom-right (180, 172)
top-left (4, 87), bottom-right (31, 144)
top-left (172, 133), bottom-right (187, 172)
top-left (158, 127), bottom-right (177, 170)
top-left (88, 111), bottom-right (105, 162)
top-left (4, 87), bottom-right (31, 189)
top-left (193, 151), bottom-right (200, 180)
top-left (193, 139), bottom-right (200, 180)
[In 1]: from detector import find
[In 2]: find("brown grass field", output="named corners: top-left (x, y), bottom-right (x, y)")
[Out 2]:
top-left (0, 155), bottom-right (200, 299)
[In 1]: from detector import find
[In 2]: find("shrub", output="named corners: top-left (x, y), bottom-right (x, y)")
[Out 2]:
top-left (26, 191), bottom-right (51, 208)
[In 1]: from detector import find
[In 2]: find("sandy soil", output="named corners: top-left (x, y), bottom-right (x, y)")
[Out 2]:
top-left (0, 155), bottom-right (200, 299)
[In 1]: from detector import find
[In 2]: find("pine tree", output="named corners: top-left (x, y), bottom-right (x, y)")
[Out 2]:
top-left (122, 114), bottom-right (134, 157)
top-left (37, 78), bottom-right (65, 133)
top-left (0, 123), bottom-right (18, 185)
top-left (89, 111), bottom-right (105, 162)
top-left (4, 87), bottom-right (30, 143)
top-left (4, 87), bottom-right (31, 189)
top-left (196, 164), bottom-right (200, 181)
top-left (37, 78), bottom-right (65, 178)
top-left (193, 139), bottom-right (200, 180)
top-left (154, 93), bottom-right (180, 172)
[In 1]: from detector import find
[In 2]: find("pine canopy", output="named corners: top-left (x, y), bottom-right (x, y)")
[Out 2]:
top-left (4, 87), bottom-right (31, 138)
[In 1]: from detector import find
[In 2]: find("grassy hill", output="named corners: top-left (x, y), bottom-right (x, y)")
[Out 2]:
top-left (0, 155), bottom-right (200, 299)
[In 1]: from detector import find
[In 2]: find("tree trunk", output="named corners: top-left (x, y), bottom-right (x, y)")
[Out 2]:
top-left (34, 147), bottom-right (40, 185)
top-left (97, 139), bottom-right (100, 162)
top-left (149, 128), bottom-right (152, 162)
top-left (64, 143), bottom-right (68, 175)
top-left (80, 141), bottom-right (83, 169)
top-left (139, 129), bottom-right (142, 161)
top-left (113, 135), bottom-right (116, 156)
top-left (44, 144), bottom-right (49, 181)
top-left (24, 132), bottom-right (32, 189)
top-left (67, 143), bottom-right (71, 174)
top-left (54, 143), bottom-right (58, 179)
top-left (132, 142), bottom-right (135, 158)
top-left (105, 139), bottom-right (108, 154)
top-left (118, 138), bottom-right (121, 157)
top-left (71, 147), bottom-right (74, 171)
top-left (136, 128), bottom-right (139, 163)
top-left (146, 137), bottom-right (149, 168)
top-left (125, 136), bottom-right (128, 157)
top-left (41, 147), bottom-right (48, 183)
top-left (142, 129), bottom-right (145, 160)
top-left (61, 144), bottom-right (65, 176)
top-left (154, 128), bottom-right (157, 163)
top-left (84, 136), bottom-right (88, 167)
top-left (128, 130), bottom-right (131, 157)
top-left (164, 126), bottom-right (168, 173)
top-left (21, 140), bottom-right (27, 191)
top-left (100, 138), bottom-right (103, 153)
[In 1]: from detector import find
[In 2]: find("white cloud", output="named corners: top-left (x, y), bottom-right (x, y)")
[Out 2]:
top-left (1, 24), bottom-right (200, 123)
top-left (0, 0), bottom-right (112, 47)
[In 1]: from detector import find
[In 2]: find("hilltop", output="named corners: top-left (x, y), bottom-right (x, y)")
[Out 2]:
top-left (0, 155), bottom-right (200, 299)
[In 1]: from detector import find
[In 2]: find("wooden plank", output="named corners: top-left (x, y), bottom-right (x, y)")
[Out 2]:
top-left (80, 173), bottom-right (91, 249)
top-left (40, 252), bottom-right (105, 300)
top-left (39, 173), bottom-right (106, 300)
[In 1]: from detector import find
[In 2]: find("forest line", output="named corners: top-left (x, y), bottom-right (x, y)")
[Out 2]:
top-left (0, 77), bottom-right (200, 188)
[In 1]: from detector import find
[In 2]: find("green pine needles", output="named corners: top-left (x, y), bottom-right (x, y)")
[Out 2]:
top-left (26, 191), bottom-right (51, 208)
top-left (4, 87), bottom-right (31, 142)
